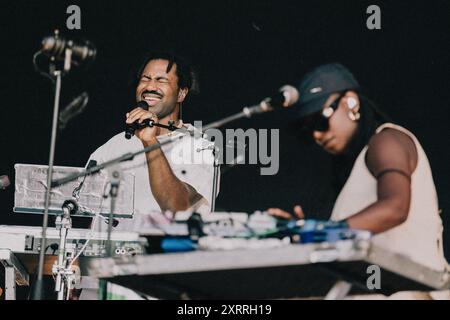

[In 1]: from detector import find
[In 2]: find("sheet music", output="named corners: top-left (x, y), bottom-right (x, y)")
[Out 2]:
top-left (13, 163), bottom-right (135, 218)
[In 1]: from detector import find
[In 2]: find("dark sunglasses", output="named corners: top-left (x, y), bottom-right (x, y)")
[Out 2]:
top-left (300, 91), bottom-right (346, 133)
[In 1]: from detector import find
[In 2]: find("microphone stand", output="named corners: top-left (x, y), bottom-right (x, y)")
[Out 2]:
top-left (50, 127), bottom-right (188, 295)
top-left (106, 165), bottom-right (122, 257)
top-left (50, 103), bottom-right (269, 272)
top-left (51, 139), bottom-right (172, 188)
top-left (51, 121), bottom-right (195, 189)
top-left (32, 30), bottom-right (73, 300)
top-left (202, 100), bottom-right (272, 211)
top-left (211, 146), bottom-right (220, 212)
top-left (53, 200), bottom-right (78, 300)
top-left (45, 105), bottom-right (279, 299)
top-left (52, 160), bottom-right (96, 300)
top-left (203, 99), bottom-right (272, 131)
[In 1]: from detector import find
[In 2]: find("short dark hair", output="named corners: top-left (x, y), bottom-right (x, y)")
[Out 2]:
top-left (135, 51), bottom-right (199, 93)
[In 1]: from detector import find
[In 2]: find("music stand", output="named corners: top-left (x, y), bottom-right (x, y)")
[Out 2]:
top-left (14, 163), bottom-right (135, 299)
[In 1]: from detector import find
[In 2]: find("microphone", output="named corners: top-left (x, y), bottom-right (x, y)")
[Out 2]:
top-left (243, 85), bottom-right (299, 117)
top-left (62, 198), bottom-right (79, 216)
top-left (41, 35), bottom-right (97, 64)
top-left (59, 92), bottom-right (89, 129)
top-left (124, 100), bottom-right (153, 139)
top-left (62, 198), bottom-right (118, 222)
top-left (0, 175), bottom-right (10, 190)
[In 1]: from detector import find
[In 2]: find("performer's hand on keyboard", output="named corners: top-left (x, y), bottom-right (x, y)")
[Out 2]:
top-left (126, 107), bottom-right (161, 143)
top-left (267, 205), bottom-right (305, 220)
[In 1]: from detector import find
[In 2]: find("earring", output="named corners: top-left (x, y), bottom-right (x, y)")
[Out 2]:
top-left (348, 111), bottom-right (360, 121)
top-left (346, 97), bottom-right (360, 121)
top-left (347, 97), bottom-right (357, 109)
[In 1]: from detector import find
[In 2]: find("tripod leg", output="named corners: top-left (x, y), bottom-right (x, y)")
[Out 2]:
top-left (4, 266), bottom-right (16, 300)
top-left (324, 280), bottom-right (352, 300)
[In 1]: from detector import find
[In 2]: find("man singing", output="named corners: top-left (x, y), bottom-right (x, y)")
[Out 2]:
top-left (75, 52), bottom-right (216, 300)
top-left (88, 51), bottom-right (216, 232)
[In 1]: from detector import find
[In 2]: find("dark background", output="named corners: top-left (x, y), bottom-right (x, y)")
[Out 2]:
top-left (0, 0), bottom-right (449, 258)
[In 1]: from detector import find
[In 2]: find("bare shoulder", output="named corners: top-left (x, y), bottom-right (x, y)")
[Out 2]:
top-left (366, 127), bottom-right (418, 176)
top-left (371, 128), bottom-right (414, 147)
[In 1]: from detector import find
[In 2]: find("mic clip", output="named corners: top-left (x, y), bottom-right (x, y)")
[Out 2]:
top-left (125, 119), bottom-right (181, 139)
top-left (103, 217), bottom-right (119, 228)
top-left (125, 119), bottom-right (155, 139)
top-left (243, 98), bottom-right (273, 118)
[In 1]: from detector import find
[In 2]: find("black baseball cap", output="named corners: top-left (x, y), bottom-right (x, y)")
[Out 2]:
top-left (294, 63), bottom-right (360, 118)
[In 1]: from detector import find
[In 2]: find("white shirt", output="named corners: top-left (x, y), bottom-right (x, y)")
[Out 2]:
top-left (87, 124), bottom-right (216, 232)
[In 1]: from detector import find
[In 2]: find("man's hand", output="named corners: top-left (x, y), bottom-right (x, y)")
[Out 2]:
top-left (267, 205), bottom-right (305, 220)
top-left (126, 107), bottom-right (161, 144)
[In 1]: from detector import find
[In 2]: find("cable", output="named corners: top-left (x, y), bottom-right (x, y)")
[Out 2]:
top-left (32, 50), bottom-right (55, 84)
top-left (68, 213), bottom-right (99, 269)
top-left (44, 243), bottom-right (59, 254)
top-left (68, 193), bottom-right (106, 268)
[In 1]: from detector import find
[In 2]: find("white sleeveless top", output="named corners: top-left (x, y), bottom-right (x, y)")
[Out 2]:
top-left (331, 123), bottom-right (448, 271)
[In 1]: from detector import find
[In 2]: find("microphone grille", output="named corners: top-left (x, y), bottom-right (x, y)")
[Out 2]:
top-left (137, 100), bottom-right (149, 110)
top-left (0, 175), bottom-right (10, 189)
top-left (41, 36), bottom-right (66, 57)
top-left (280, 85), bottom-right (300, 107)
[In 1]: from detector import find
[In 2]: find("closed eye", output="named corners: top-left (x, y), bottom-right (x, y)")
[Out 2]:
top-left (156, 77), bottom-right (169, 83)
top-left (139, 75), bottom-right (169, 84)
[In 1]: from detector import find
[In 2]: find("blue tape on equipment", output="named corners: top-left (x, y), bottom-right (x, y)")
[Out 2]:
top-left (295, 219), bottom-right (355, 244)
top-left (161, 237), bottom-right (196, 252)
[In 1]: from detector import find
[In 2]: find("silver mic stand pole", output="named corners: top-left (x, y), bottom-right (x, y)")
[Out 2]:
top-left (202, 99), bottom-right (272, 132)
top-left (32, 30), bottom-right (73, 300)
top-left (106, 165), bottom-right (122, 257)
top-left (53, 202), bottom-right (76, 300)
top-left (210, 146), bottom-right (220, 212)
top-left (97, 165), bottom-right (122, 300)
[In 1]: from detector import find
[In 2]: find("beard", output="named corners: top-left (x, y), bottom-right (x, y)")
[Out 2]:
top-left (153, 102), bottom-right (178, 120)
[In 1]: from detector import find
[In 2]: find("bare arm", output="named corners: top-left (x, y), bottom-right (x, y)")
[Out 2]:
top-left (144, 137), bottom-right (202, 212)
top-left (346, 128), bottom-right (418, 234)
